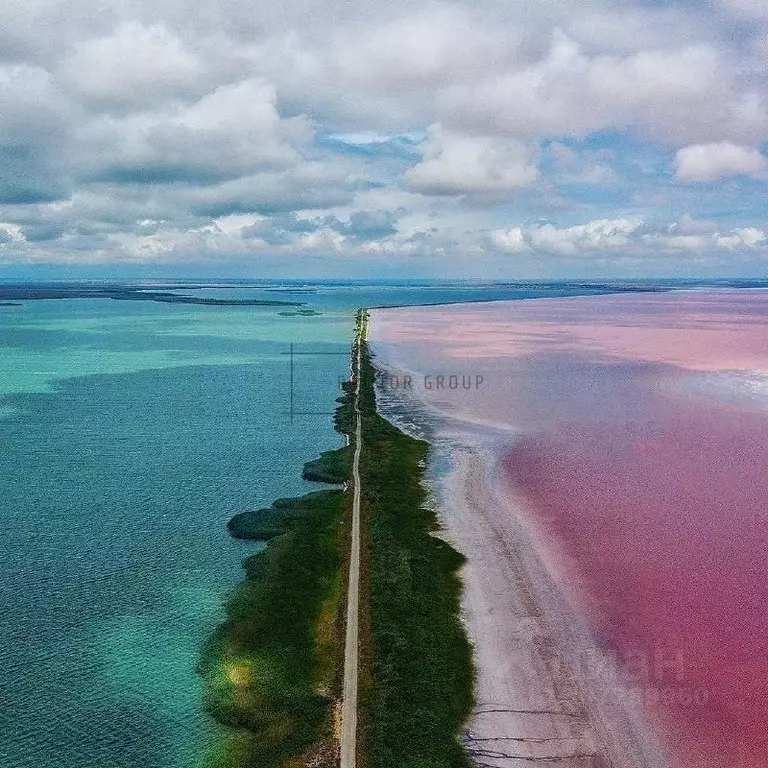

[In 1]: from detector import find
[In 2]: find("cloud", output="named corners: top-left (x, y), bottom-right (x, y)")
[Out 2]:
top-left (330, 7), bottom-right (521, 94)
top-left (491, 227), bottom-right (531, 253)
top-left (241, 213), bottom-right (321, 244)
top-left (438, 33), bottom-right (767, 145)
top-left (547, 142), bottom-right (617, 185)
top-left (184, 162), bottom-right (355, 217)
top-left (716, 0), bottom-right (768, 20)
top-left (328, 210), bottom-right (399, 239)
top-left (0, 65), bottom-right (75, 203)
top-left (491, 216), bottom-right (768, 257)
top-left (79, 79), bottom-right (309, 184)
top-left (674, 142), bottom-right (768, 182)
top-left (715, 227), bottom-right (766, 249)
top-left (239, 209), bottom-right (398, 247)
top-left (57, 22), bottom-right (204, 110)
top-left (406, 124), bottom-right (539, 195)
top-left (669, 213), bottom-right (719, 236)
top-left (1, 0), bottom-right (768, 274)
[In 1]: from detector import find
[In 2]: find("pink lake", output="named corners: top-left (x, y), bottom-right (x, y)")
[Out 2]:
top-left (371, 290), bottom-right (768, 768)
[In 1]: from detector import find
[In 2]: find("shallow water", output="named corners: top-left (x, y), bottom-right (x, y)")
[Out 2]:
top-left (0, 297), bottom-right (353, 768)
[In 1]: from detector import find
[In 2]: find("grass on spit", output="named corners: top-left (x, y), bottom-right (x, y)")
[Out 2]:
top-left (357, 326), bottom-right (475, 768)
top-left (199, 393), bottom-right (354, 768)
top-left (199, 488), bottom-right (344, 768)
top-left (199, 308), bottom-right (473, 768)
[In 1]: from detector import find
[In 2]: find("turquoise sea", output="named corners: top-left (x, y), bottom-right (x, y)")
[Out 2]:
top-left (0, 279), bottom-right (740, 768)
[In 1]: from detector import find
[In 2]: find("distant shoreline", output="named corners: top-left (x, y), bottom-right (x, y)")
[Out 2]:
top-left (0, 284), bottom-right (304, 307)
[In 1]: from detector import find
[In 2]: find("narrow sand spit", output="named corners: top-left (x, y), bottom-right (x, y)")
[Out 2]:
top-left (367, 306), bottom-right (673, 768)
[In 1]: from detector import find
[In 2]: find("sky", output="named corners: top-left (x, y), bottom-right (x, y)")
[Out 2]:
top-left (0, 0), bottom-right (767, 279)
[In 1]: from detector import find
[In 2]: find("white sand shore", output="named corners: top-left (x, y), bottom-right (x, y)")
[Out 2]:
top-left (370, 350), bottom-right (669, 767)
top-left (429, 432), bottom-right (668, 768)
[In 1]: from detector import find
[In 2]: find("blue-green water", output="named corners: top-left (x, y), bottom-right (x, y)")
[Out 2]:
top-left (0, 280), bottom-right (710, 768)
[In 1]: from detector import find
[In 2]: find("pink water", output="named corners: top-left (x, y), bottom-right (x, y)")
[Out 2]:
top-left (371, 291), bottom-right (768, 768)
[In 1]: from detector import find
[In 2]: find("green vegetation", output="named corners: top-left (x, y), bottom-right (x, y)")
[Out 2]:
top-left (200, 488), bottom-right (345, 768)
top-left (302, 447), bottom-right (351, 484)
top-left (200, 392), bottom-right (354, 767)
top-left (228, 487), bottom-right (348, 541)
top-left (356, 315), bottom-right (475, 768)
top-left (199, 310), bottom-right (473, 768)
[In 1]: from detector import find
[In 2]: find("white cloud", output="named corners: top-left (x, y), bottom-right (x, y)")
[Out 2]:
top-left (79, 79), bottom-right (309, 182)
top-left (715, 227), bottom-right (766, 249)
top-left (58, 22), bottom-right (204, 110)
top-left (438, 33), bottom-right (767, 144)
top-left (533, 218), bottom-right (641, 255)
top-left (330, 8), bottom-right (520, 92)
top-left (674, 142), bottom-right (768, 182)
top-left (491, 227), bottom-right (531, 253)
top-left (492, 218), bottom-right (641, 256)
top-left (669, 213), bottom-right (719, 235)
top-left (406, 123), bottom-right (539, 195)
top-left (492, 217), bottom-right (768, 257)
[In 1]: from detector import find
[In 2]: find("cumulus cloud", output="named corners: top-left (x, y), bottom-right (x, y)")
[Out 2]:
top-left (79, 80), bottom-right (309, 184)
top-left (438, 33), bottom-right (767, 145)
top-left (1, 0), bottom-right (768, 273)
top-left (330, 7), bottom-right (520, 93)
top-left (491, 217), bottom-right (768, 257)
top-left (715, 227), bottom-right (767, 249)
top-left (674, 142), bottom-right (768, 182)
top-left (406, 124), bottom-right (539, 195)
top-left (57, 22), bottom-right (204, 110)
top-left (491, 227), bottom-right (531, 253)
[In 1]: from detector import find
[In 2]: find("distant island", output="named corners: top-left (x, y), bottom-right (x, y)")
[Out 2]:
top-left (0, 283), bottom-right (304, 307)
top-left (278, 308), bottom-right (323, 316)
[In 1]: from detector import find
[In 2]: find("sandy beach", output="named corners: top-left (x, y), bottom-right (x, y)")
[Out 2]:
top-left (369, 291), bottom-right (768, 768)
top-left (403, 422), bottom-right (667, 768)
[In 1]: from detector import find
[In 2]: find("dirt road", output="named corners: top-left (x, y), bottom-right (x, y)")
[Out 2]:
top-left (340, 319), bottom-right (364, 768)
